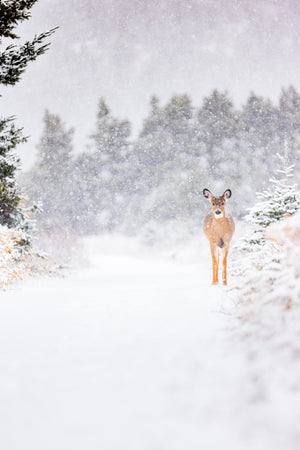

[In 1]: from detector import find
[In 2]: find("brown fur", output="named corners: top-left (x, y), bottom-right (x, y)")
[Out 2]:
top-left (203, 189), bottom-right (235, 285)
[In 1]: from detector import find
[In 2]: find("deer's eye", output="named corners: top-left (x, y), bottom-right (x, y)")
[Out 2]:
top-left (212, 202), bottom-right (216, 206)
top-left (221, 202), bottom-right (224, 206)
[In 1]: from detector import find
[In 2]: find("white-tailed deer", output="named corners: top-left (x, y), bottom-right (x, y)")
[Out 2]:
top-left (203, 189), bottom-right (235, 285)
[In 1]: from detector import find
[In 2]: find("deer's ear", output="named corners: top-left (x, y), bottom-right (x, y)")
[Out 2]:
top-left (223, 189), bottom-right (232, 199)
top-left (203, 188), bottom-right (212, 199)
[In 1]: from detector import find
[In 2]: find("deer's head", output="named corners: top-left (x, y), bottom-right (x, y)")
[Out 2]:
top-left (203, 188), bottom-right (232, 219)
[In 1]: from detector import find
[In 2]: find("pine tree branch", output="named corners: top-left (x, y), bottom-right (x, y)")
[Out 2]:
top-left (0, 0), bottom-right (39, 40)
top-left (0, 27), bottom-right (58, 85)
top-left (0, 116), bottom-right (26, 157)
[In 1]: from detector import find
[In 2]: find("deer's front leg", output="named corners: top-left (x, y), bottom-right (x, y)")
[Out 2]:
top-left (210, 242), bottom-right (219, 285)
top-left (222, 246), bottom-right (229, 285)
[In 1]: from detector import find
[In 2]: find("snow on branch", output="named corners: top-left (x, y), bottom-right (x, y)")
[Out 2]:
top-left (0, 0), bottom-right (39, 40)
top-left (0, 28), bottom-right (57, 85)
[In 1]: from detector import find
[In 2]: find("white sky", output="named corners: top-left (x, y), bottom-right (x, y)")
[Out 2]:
top-left (1, 0), bottom-right (300, 169)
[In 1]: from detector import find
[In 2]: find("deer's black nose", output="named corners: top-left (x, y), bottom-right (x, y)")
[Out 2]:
top-left (215, 210), bottom-right (222, 215)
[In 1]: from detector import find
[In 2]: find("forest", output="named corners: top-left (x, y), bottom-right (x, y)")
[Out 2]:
top-left (20, 86), bottom-right (300, 240)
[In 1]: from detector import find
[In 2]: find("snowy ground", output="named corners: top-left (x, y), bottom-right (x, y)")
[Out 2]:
top-left (0, 235), bottom-right (299, 450)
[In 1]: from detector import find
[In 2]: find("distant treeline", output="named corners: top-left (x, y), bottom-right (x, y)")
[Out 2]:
top-left (21, 86), bottom-right (300, 238)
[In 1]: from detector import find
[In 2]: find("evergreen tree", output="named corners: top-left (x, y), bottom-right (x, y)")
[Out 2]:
top-left (238, 93), bottom-right (279, 172)
top-left (0, 1), bottom-right (56, 86)
top-left (135, 96), bottom-right (168, 193)
top-left (72, 152), bottom-right (98, 234)
top-left (87, 98), bottom-right (132, 231)
top-left (197, 90), bottom-right (237, 168)
top-left (245, 147), bottom-right (300, 245)
top-left (0, 0), bottom-right (56, 240)
top-left (279, 86), bottom-right (300, 184)
top-left (131, 94), bottom-right (209, 229)
top-left (137, 95), bottom-right (195, 179)
top-left (24, 111), bottom-right (75, 230)
top-left (0, 117), bottom-right (24, 227)
top-left (229, 93), bottom-right (280, 214)
top-left (279, 86), bottom-right (300, 142)
top-left (139, 96), bottom-right (161, 137)
top-left (196, 90), bottom-right (247, 215)
top-left (163, 94), bottom-right (193, 135)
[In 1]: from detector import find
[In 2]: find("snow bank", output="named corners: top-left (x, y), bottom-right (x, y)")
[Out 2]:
top-left (266, 212), bottom-right (300, 305)
top-left (230, 212), bottom-right (300, 308)
top-left (267, 211), bottom-right (300, 245)
top-left (215, 214), bottom-right (300, 450)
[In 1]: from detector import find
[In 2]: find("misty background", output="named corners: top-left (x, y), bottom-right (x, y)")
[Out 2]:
top-left (1, 0), bottom-right (300, 244)
top-left (2, 0), bottom-right (300, 169)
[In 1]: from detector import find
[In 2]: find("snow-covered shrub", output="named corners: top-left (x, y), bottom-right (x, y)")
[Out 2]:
top-left (0, 225), bottom-right (34, 288)
top-left (230, 212), bottom-right (300, 315)
top-left (230, 150), bottom-right (300, 309)
top-left (0, 224), bottom-right (59, 290)
top-left (244, 153), bottom-right (300, 247)
top-left (225, 213), bottom-right (300, 443)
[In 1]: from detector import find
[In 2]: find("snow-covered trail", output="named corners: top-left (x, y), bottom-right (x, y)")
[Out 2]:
top-left (0, 239), bottom-right (284, 450)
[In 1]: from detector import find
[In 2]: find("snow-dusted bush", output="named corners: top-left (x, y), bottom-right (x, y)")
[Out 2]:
top-left (0, 225), bottom-right (32, 288)
top-left (230, 211), bottom-right (300, 314)
top-left (226, 214), bottom-right (300, 448)
top-left (240, 152), bottom-right (300, 248)
top-left (0, 224), bottom-right (57, 290)
top-left (230, 150), bottom-right (300, 310)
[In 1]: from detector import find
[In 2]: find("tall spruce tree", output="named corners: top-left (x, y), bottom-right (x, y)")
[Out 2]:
top-left (131, 94), bottom-right (208, 228)
top-left (135, 95), bottom-right (195, 192)
top-left (87, 98), bottom-right (131, 231)
top-left (279, 86), bottom-right (300, 185)
top-left (0, 117), bottom-right (25, 227)
top-left (25, 110), bottom-right (75, 231)
top-left (197, 90), bottom-right (237, 168)
top-left (0, 1), bottom-right (56, 239)
top-left (238, 93), bottom-right (278, 173)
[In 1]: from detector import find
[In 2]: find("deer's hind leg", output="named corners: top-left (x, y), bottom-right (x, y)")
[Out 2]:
top-left (210, 242), bottom-right (219, 285)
